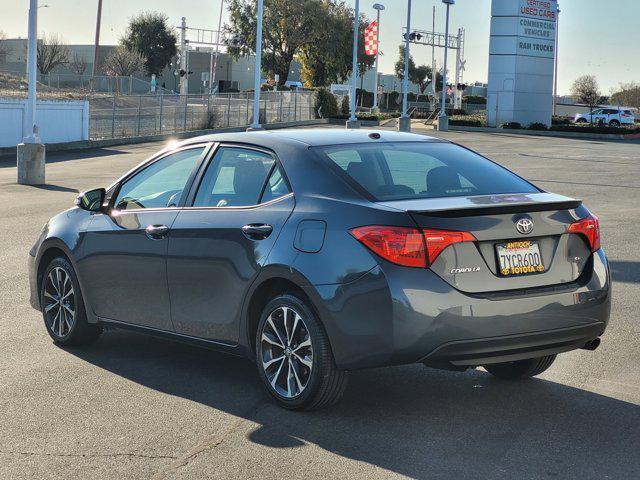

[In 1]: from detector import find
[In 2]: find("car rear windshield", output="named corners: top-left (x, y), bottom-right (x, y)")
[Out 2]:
top-left (317, 142), bottom-right (540, 201)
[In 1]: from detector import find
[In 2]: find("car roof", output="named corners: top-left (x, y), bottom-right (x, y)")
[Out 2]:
top-left (178, 128), bottom-right (446, 149)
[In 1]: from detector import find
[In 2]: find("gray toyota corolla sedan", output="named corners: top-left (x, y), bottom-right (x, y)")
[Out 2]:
top-left (28, 129), bottom-right (611, 410)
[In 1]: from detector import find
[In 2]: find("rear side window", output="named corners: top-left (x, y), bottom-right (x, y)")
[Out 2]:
top-left (193, 147), bottom-right (278, 207)
top-left (318, 142), bottom-right (539, 201)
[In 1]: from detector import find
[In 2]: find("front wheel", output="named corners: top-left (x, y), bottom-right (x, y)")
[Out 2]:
top-left (40, 257), bottom-right (102, 346)
top-left (483, 355), bottom-right (556, 380)
top-left (255, 294), bottom-right (348, 410)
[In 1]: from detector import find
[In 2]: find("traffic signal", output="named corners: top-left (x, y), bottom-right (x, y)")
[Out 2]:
top-left (456, 83), bottom-right (467, 91)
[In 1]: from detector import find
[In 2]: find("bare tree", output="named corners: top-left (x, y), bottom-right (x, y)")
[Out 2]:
top-left (69, 52), bottom-right (87, 75)
top-left (37, 35), bottom-right (70, 75)
top-left (571, 75), bottom-right (601, 124)
top-left (611, 82), bottom-right (640, 111)
top-left (103, 46), bottom-right (145, 77)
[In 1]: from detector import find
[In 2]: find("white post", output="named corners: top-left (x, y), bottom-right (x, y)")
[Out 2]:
top-left (17, 0), bottom-right (45, 185)
top-left (438, 0), bottom-right (454, 131)
top-left (179, 17), bottom-right (188, 95)
top-left (454, 28), bottom-right (462, 109)
top-left (346, 0), bottom-right (360, 128)
top-left (398, 0), bottom-right (412, 132)
top-left (372, 3), bottom-right (385, 112)
top-left (250, 0), bottom-right (264, 129)
top-left (25, 0), bottom-right (39, 144)
top-left (210, 0), bottom-right (225, 94)
top-left (553, 4), bottom-right (560, 117)
top-left (431, 6), bottom-right (437, 110)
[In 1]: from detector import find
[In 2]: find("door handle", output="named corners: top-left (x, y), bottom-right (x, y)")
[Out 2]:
top-left (242, 224), bottom-right (273, 240)
top-left (145, 224), bottom-right (170, 240)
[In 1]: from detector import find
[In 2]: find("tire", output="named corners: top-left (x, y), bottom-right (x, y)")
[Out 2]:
top-left (40, 256), bottom-right (102, 346)
top-left (255, 294), bottom-right (348, 410)
top-left (609, 120), bottom-right (621, 127)
top-left (576, 118), bottom-right (587, 124)
top-left (483, 355), bottom-right (556, 380)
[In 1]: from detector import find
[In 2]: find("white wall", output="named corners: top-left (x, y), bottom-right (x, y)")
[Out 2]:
top-left (0, 98), bottom-right (89, 147)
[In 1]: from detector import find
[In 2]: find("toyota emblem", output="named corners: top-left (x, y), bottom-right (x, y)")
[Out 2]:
top-left (515, 218), bottom-right (534, 235)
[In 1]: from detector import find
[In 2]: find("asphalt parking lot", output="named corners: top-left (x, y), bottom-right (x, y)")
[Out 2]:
top-left (1, 126), bottom-right (639, 479)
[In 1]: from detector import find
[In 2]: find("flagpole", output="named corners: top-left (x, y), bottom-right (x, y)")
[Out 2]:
top-left (347, 0), bottom-right (360, 128)
top-left (372, 3), bottom-right (385, 112)
top-left (398, 0), bottom-right (411, 132)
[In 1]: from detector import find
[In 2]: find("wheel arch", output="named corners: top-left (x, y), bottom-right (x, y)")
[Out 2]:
top-left (241, 266), bottom-right (325, 358)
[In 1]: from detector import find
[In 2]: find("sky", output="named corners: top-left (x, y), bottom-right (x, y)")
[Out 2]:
top-left (1, 0), bottom-right (639, 95)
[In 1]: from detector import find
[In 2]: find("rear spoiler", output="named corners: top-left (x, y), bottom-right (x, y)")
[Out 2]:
top-left (410, 199), bottom-right (583, 218)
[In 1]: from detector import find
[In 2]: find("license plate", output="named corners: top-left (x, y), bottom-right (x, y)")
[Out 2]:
top-left (497, 240), bottom-right (544, 277)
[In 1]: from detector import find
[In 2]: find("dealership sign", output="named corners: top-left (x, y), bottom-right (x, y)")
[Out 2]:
top-left (487, 0), bottom-right (558, 127)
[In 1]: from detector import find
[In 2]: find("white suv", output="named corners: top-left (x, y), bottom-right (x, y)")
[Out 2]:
top-left (574, 108), bottom-right (636, 127)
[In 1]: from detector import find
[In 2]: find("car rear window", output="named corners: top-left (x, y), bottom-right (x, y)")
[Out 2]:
top-left (317, 142), bottom-right (540, 201)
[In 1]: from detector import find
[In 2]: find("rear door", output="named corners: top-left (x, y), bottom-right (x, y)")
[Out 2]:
top-left (166, 145), bottom-right (295, 344)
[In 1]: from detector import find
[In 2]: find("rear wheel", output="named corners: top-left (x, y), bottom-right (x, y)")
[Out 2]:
top-left (483, 355), bottom-right (556, 380)
top-left (576, 118), bottom-right (588, 124)
top-left (609, 119), bottom-right (621, 127)
top-left (255, 294), bottom-right (348, 410)
top-left (40, 257), bottom-right (102, 346)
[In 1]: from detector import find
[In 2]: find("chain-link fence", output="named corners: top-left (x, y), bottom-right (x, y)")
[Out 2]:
top-left (88, 91), bottom-right (316, 140)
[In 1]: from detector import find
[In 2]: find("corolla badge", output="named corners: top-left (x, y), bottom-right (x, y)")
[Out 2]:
top-left (515, 217), bottom-right (534, 235)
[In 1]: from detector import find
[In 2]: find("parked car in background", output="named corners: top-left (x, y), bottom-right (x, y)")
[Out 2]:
top-left (574, 108), bottom-right (635, 127)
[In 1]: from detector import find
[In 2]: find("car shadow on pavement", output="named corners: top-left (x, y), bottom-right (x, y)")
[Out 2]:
top-left (68, 330), bottom-right (640, 479)
top-left (609, 260), bottom-right (640, 285)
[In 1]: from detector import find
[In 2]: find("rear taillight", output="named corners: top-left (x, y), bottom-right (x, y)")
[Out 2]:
top-left (422, 229), bottom-right (476, 265)
top-left (350, 226), bottom-right (426, 267)
top-left (568, 214), bottom-right (601, 252)
top-left (350, 226), bottom-right (475, 268)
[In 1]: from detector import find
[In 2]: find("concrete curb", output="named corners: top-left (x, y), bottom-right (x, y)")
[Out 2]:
top-left (437, 125), bottom-right (638, 141)
top-left (0, 119), bottom-right (332, 159)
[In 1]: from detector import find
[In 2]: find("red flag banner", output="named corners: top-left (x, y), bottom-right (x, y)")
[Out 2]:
top-left (364, 21), bottom-right (378, 56)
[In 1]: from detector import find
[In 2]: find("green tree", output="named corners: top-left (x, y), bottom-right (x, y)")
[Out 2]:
top-left (226, 0), bottom-right (325, 86)
top-left (395, 46), bottom-right (443, 95)
top-left (121, 12), bottom-right (177, 76)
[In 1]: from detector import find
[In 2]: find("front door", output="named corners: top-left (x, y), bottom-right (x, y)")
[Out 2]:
top-left (78, 145), bottom-right (207, 330)
top-left (167, 146), bottom-right (295, 344)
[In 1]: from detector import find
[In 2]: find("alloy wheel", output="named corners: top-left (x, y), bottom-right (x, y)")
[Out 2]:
top-left (260, 306), bottom-right (313, 398)
top-left (43, 266), bottom-right (76, 338)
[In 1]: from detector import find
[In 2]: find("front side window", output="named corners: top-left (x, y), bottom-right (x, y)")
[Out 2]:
top-left (114, 147), bottom-right (204, 211)
top-left (317, 142), bottom-right (540, 201)
top-left (193, 147), bottom-right (276, 207)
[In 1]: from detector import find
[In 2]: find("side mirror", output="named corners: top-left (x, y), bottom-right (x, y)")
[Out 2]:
top-left (75, 188), bottom-right (106, 212)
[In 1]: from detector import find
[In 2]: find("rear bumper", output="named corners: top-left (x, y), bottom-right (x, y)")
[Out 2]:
top-left (310, 249), bottom-right (611, 370)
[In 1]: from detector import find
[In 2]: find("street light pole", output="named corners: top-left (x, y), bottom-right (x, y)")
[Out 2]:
top-left (372, 3), bottom-right (385, 113)
top-left (398, 0), bottom-right (411, 132)
top-left (209, 0), bottom-right (224, 94)
top-left (347, 0), bottom-right (360, 128)
top-left (17, 0), bottom-right (45, 185)
top-left (250, 0), bottom-right (264, 129)
top-left (438, 0), bottom-right (455, 132)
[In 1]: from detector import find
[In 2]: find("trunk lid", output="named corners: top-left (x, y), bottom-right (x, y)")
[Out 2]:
top-left (379, 193), bottom-right (591, 293)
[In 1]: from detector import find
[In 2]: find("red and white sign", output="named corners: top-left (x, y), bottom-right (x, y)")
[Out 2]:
top-left (364, 21), bottom-right (378, 56)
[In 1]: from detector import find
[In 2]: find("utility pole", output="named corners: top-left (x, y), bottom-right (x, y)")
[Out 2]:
top-left (398, 0), bottom-right (412, 132)
top-left (438, 0), bottom-right (455, 132)
top-left (431, 6), bottom-right (437, 111)
top-left (209, 0), bottom-right (224, 93)
top-left (179, 17), bottom-right (188, 95)
top-left (91, 0), bottom-right (103, 78)
top-left (346, 0), bottom-right (361, 129)
top-left (250, 0), bottom-right (264, 129)
top-left (372, 3), bottom-right (385, 113)
top-left (17, 0), bottom-right (45, 185)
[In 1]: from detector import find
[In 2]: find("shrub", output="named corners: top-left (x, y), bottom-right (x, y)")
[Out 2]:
top-left (449, 119), bottom-right (484, 127)
top-left (463, 95), bottom-right (487, 105)
top-left (501, 122), bottom-right (522, 130)
top-left (528, 122), bottom-right (548, 131)
top-left (340, 95), bottom-right (350, 116)
top-left (552, 116), bottom-right (572, 126)
top-left (314, 87), bottom-right (339, 118)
